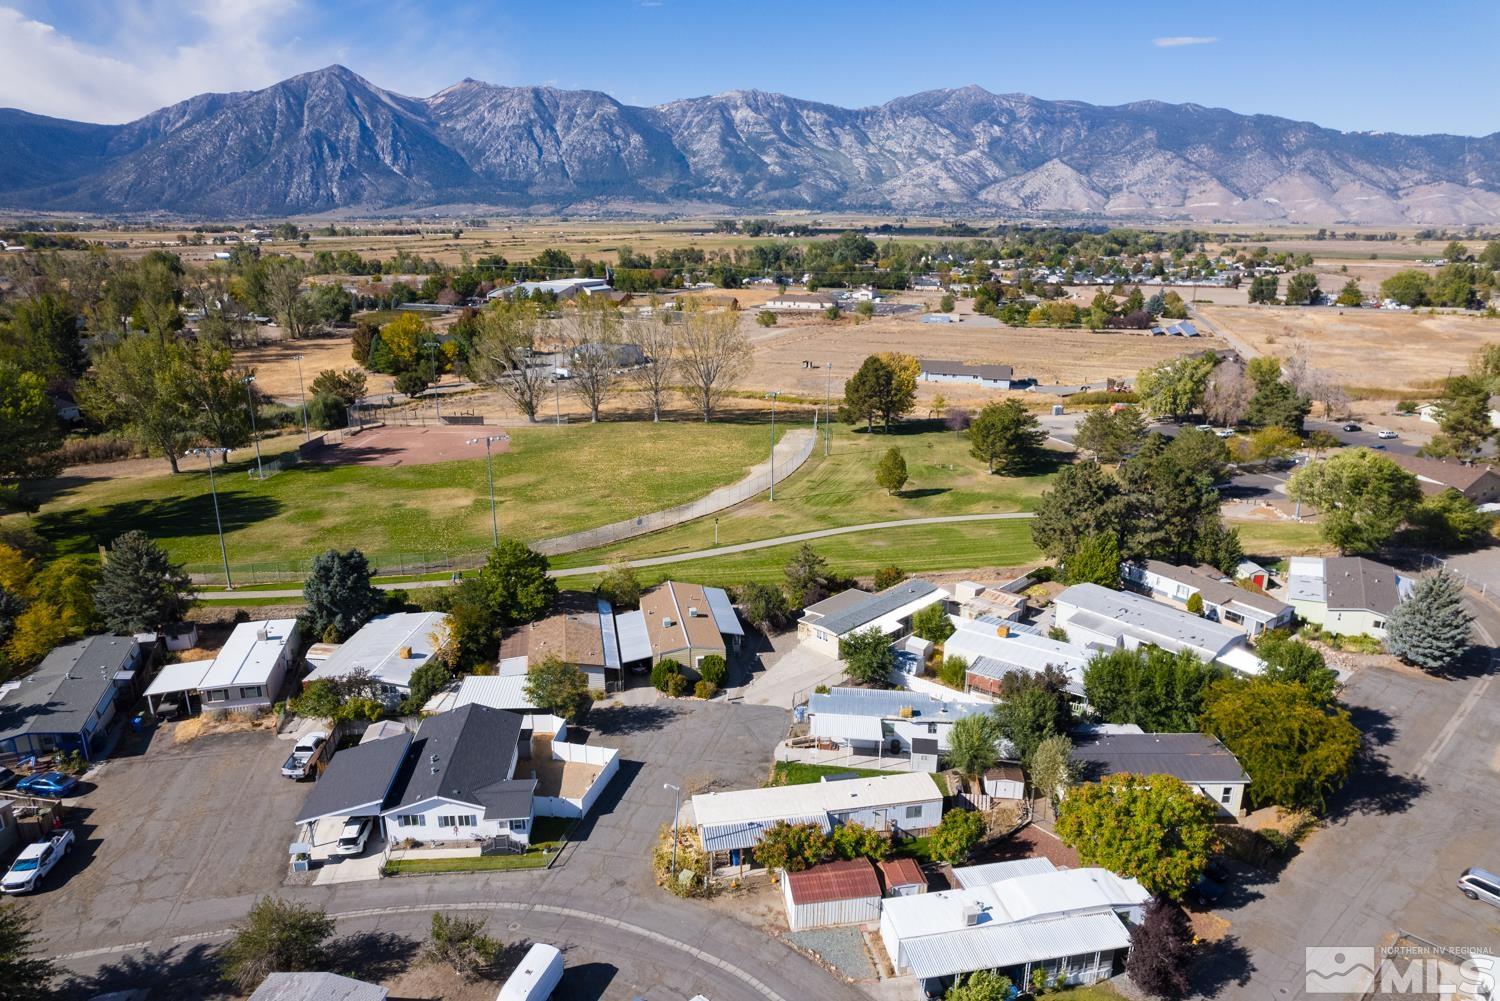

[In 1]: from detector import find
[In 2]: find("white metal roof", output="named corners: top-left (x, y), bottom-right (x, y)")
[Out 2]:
top-left (451, 675), bottom-right (537, 713)
top-left (143, 658), bottom-right (215, 697)
top-left (692, 772), bottom-right (941, 830)
top-left (899, 909), bottom-right (1132, 980)
top-left (700, 813), bottom-right (831, 852)
top-left (809, 712), bottom-right (886, 743)
top-left (305, 612), bottom-right (446, 690)
top-left (1056, 584), bottom-right (1244, 658)
top-left (614, 609), bottom-right (653, 663)
top-left (945, 624), bottom-right (1088, 692)
top-left (199, 619), bottom-right (296, 690)
top-left (703, 587), bottom-right (744, 637)
top-left (988, 868), bottom-right (1149, 924)
top-left (951, 858), bottom-right (1058, 889)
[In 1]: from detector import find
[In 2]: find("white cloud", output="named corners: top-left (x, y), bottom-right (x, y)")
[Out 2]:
top-left (0, 1), bottom-right (309, 123)
top-left (1152, 35), bottom-right (1219, 47)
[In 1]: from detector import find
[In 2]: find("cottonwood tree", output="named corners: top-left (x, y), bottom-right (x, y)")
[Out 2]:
top-left (1055, 773), bottom-right (1219, 898)
top-left (1136, 354), bottom-right (1217, 419)
top-left (676, 308), bottom-right (751, 421)
top-left (1385, 570), bottom-right (1474, 673)
top-left (563, 298), bottom-right (623, 422)
top-left (476, 537), bottom-right (557, 627)
top-left (1202, 363), bottom-right (1252, 427)
top-left (471, 304), bottom-right (552, 422)
top-left (94, 532), bottom-right (191, 634)
top-left (629, 316), bottom-right (679, 421)
top-left (79, 335), bottom-right (194, 473)
top-left (177, 338), bottom-right (252, 450)
top-left (1288, 449), bottom-right (1422, 554)
top-left (0, 362), bottom-right (63, 510)
top-left (260, 256), bottom-right (315, 339)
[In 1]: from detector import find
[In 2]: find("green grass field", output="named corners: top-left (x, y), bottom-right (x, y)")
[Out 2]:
top-left (18, 422), bottom-right (784, 572)
top-left (1232, 519), bottom-right (1331, 558)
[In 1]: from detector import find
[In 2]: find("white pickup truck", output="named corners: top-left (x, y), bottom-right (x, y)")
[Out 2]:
top-left (280, 731), bottom-right (328, 780)
top-left (2, 830), bottom-right (74, 894)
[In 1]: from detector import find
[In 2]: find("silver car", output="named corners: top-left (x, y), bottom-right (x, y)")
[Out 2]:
top-left (1458, 867), bottom-right (1500, 907)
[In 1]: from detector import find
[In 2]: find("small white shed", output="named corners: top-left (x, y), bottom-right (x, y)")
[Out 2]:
top-left (983, 764), bottom-right (1026, 800)
top-left (782, 858), bottom-right (883, 931)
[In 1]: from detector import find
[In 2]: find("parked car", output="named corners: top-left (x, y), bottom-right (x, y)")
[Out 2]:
top-left (1, 830), bottom-right (74, 894)
top-left (1377, 430), bottom-right (1398, 440)
top-left (335, 817), bottom-right (373, 856)
top-left (1188, 874), bottom-right (1227, 907)
top-left (1194, 424), bottom-right (1214, 432)
top-left (1343, 422), bottom-right (1362, 432)
top-left (16, 771), bottom-right (79, 797)
top-left (1458, 867), bottom-right (1500, 908)
top-left (281, 731), bottom-right (328, 780)
top-left (1215, 428), bottom-right (1235, 438)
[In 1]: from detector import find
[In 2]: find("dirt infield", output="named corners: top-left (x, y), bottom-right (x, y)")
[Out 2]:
top-left (306, 423), bottom-right (508, 467)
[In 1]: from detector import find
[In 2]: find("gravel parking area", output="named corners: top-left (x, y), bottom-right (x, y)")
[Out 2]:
top-left (786, 927), bottom-right (877, 981)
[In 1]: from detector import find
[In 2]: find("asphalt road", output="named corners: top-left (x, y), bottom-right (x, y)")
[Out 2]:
top-left (1197, 594), bottom-right (1500, 1000)
top-left (41, 699), bottom-right (867, 1001)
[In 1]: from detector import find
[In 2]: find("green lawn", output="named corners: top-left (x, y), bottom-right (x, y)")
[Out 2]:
top-left (19, 422), bottom-right (784, 574)
top-left (554, 421), bottom-right (1057, 569)
top-left (768, 762), bottom-right (891, 786)
top-left (383, 852), bottom-right (551, 874)
top-left (1232, 519), bottom-right (1331, 558)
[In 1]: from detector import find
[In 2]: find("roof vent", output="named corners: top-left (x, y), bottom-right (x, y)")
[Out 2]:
top-left (662, 617), bottom-right (675, 628)
top-left (256, 627), bottom-right (269, 642)
top-left (688, 606), bottom-right (700, 617)
top-left (430, 766), bottom-right (439, 775)
top-left (430, 753), bottom-right (439, 764)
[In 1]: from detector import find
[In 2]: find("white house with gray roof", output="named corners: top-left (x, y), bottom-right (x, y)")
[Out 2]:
top-left (806, 686), bottom-right (991, 755)
top-left (919, 359), bottom-right (1016, 389)
top-left (1286, 556), bottom-right (1411, 639)
top-left (1069, 731), bottom-right (1250, 816)
top-left (1053, 583), bottom-right (1262, 674)
top-left (1122, 560), bottom-right (1292, 637)
top-left (942, 619), bottom-right (1090, 698)
top-left (797, 580), bottom-right (947, 658)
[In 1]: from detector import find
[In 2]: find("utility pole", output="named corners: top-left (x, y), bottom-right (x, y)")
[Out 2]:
top-left (188, 447), bottom-right (234, 589)
top-left (824, 362), bottom-right (833, 456)
top-left (293, 353), bottom-right (310, 440)
top-left (766, 391), bottom-right (779, 501)
top-left (242, 375), bottom-right (264, 480)
top-left (467, 434), bottom-right (509, 547)
top-left (664, 782), bottom-right (682, 874)
top-left (554, 376), bottom-right (562, 426)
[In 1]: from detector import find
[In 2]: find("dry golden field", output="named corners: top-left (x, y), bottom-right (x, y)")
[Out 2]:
top-left (1198, 303), bottom-right (1500, 395)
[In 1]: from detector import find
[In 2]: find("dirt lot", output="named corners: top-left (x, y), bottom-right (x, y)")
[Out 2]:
top-left (306, 423), bottom-right (507, 468)
top-left (746, 312), bottom-right (1229, 400)
top-left (1199, 303), bottom-right (1500, 395)
top-left (235, 335), bottom-right (359, 398)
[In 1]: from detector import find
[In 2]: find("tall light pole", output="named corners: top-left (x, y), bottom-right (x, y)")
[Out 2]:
top-left (188, 447), bottom-right (234, 590)
top-left (823, 362), bottom-right (833, 456)
top-left (663, 782), bottom-right (682, 874)
top-left (242, 375), bottom-right (264, 480)
top-left (467, 433), bottom-right (510, 547)
top-left (293, 353), bottom-right (310, 440)
top-left (766, 391), bottom-right (779, 501)
top-left (424, 339), bottom-right (442, 422)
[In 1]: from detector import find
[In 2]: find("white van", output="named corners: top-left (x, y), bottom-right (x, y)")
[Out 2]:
top-left (497, 943), bottom-right (564, 1001)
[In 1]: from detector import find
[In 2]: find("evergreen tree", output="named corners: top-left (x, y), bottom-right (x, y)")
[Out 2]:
top-left (1127, 897), bottom-right (1195, 998)
top-left (1074, 406), bottom-right (1147, 463)
top-left (94, 531), bottom-right (191, 634)
top-left (475, 537), bottom-right (557, 627)
top-left (1423, 375), bottom-right (1494, 460)
top-left (1030, 463), bottom-right (1125, 560)
top-left (875, 446), bottom-right (908, 494)
top-left (1064, 533), bottom-right (1121, 587)
top-left (968, 399), bottom-right (1046, 473)
top-left (303, 548), bottom-right (383, 642)
top-left (1385, 571), bottom-right (1474, 672)
top-left (0, 902), bottom-right (57, 1000)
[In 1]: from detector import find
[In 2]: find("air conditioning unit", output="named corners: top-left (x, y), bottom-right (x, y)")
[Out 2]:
top-left (688, 606), bottom-right (701, 617)
top-left (256, 628), bottom-right (269, 642)
top-left (662, 618), bottom-right (676, 628)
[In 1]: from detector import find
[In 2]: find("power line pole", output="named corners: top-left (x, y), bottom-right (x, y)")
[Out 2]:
top-left (293, 353), bottom-right (310, 440)
top-left (766, 391), bottom-right (779, 501)
top-left (242, 376), bottom-right (264, 480)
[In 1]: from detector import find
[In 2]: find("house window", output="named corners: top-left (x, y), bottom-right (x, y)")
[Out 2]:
top-left (437, 815), bottom-right (477, 828)
top-left (238, 686), bottom-right (262, 700)
top-left (1220, 787), bottom-right (1233, 804)
top-left (396, 814), bottom-right (425, 828)
top-left (1373, 619), bottom-right (1385, 630)
top-left (1223, 610), bottom-right (1244, 625)
top-left (509, 819), bottom-right (528, 831)
top-left (207, 689), bottom-right (228, 702)
top-left (927, 723), bottom-right (938, 734)
top-left (904, 805), bottom-right (923, 820)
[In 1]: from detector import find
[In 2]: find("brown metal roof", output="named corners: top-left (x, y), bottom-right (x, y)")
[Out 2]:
top-left (785, 857), bottom-right (882, 904)
top-left (877, 857), bottom-right (926, 892)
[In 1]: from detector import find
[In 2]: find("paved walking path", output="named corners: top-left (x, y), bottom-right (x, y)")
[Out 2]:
top-left (192, 511), bottom-right (1035, 600)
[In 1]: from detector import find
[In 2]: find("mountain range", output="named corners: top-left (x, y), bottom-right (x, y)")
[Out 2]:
top-left (3, 65), bottom-right (1499, 224)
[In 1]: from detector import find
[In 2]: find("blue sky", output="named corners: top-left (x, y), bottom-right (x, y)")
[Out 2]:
top-left (3, 0), bottom-right (1497, 135)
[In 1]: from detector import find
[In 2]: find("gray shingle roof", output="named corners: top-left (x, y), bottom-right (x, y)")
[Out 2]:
top-left (1323, 557), bottom-right (1401, 616)
top-left (385, 704), bottom-right (524, 818)
top-left (1070, 732), bottom-right (1248, 784)
top-left (815, 580), bottom-right (940, 636)
top-left (295, 732), bottom-right (412, 824)
top-left (0, 635), bottom-right (137, 744)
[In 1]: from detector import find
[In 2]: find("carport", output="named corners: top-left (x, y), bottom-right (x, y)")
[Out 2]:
top-left (292, 730), bottom-right (410, 865)
top-left (143, 659), bottom-right (215, 717)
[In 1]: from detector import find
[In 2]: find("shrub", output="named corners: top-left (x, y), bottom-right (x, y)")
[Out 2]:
top-left (939, 655), bottom-right (968, 688)
top-left (927, 809), bottom-right (985, 863)
top-left (755, 820), bottom-right (830, 873)
top-left (693, 680), bottom-right (717, 700)
top-left (829, 821), bottom-right (891, 861)
top-left (663, 672), bottom-right (690, 697)
top-left (1067, 390), bottom-right (1140, 406)
top-left (813, 683), bottom-right (830, 695)
top-left (872, 565), bottom-right (906, 590)
top-left (422, 912), bottom-right (501, 982)
top-left (1396, 399), bottom-right (1419, 415)
top-left (697, 654), bottom-right (727, 689)
top-left (650, 658), bottom-right (683, 692)
top-left (911, 602), bottom-right (954, 643)
top-left (1185, 592), bottom-right (1204, 615)
top-left (306, 392), bottom-right (346, 430)
top-left (49, 435), bottom-right (141, 465)
top-left (756, 310), bottom-right (777, 327)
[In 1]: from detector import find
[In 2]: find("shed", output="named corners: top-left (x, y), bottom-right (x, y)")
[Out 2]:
top-left (878, 857), bottom-right (928, 897)
top-left (782, 858), bottom-right (883, 931)
top-left (910, 737), bottom-right (940, 773)
top-left (982, 764), bottom-right (1026, 800)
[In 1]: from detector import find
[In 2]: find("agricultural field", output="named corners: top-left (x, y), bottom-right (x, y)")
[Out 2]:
top-left (16, 422), bottom-right (784, 572)
top-left (1197, 303), bottom-right (1500, 396)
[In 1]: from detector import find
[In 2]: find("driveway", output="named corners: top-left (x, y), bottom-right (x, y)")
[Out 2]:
top-left (1197, 597), bottom-right (1500, 999)
top-left (737, 635), bottom-right (845, 708)
top-left (47, 699), bottom-right (867, 1001)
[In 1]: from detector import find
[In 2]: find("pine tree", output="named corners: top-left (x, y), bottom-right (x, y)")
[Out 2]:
top-left (1385, 571), bottom-right (1474, 672)
top-left (94, 531), bottom-right (191, 634)
top-left (1127, 897), bottom-right (1194, 997)
top-left (303, 548), bottom-right (383, 642)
